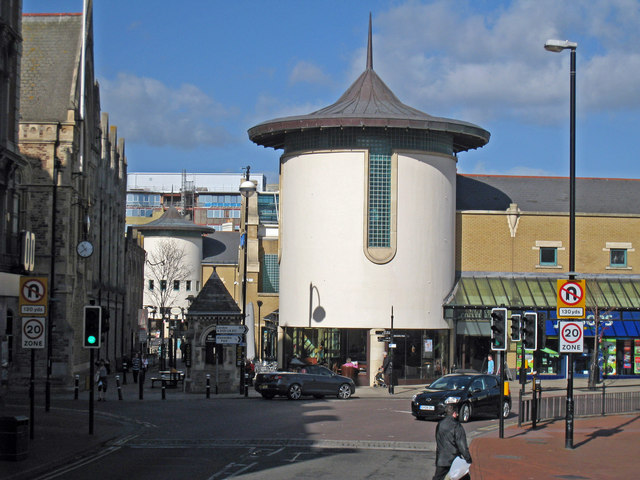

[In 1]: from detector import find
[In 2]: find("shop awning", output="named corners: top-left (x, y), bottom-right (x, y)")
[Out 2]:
top-left (444, 274), bottom-right (640, 311)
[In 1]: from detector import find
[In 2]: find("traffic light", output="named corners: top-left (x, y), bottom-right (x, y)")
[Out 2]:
top-left (83, 305), bottom-right (102, 348)
top-left (522, 311), bottom-right (538, 351)
top-left (490, 308), bottom-right (507, 351)
top-left (510, 314), bottom-right (521, 342)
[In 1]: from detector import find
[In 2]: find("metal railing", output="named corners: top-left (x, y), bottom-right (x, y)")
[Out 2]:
top-left (521, 388), bottom-right (640, 423)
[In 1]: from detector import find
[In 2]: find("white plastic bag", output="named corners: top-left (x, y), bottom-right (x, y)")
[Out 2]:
top-left (446, 456), bottom-right (470, 480)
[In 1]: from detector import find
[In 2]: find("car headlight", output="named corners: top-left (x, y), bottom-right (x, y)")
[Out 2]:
top-left (444, 396), bottom-right (461, 404)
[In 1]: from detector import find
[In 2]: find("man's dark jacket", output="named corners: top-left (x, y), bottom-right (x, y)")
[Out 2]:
top-left (435, 415), bottom-right (472, 467)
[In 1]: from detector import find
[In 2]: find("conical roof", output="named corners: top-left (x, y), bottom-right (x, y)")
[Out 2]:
top-left (187, 270), bottom-right (241, 317)
top-left (135, 207), bottom-right (214, 234)
top-left (249, 16), bottom-right (490, 153)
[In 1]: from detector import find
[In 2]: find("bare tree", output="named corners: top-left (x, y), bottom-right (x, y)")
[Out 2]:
top-left (587, 305), bottom-right (615, 389)
top-left (146, 239), bottom-right (192, 316)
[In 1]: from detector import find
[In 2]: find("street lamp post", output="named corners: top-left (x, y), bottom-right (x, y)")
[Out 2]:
top-left (257, 300), bottom-right (263, 361)
top-left (240, 166), bottom-right (256, 396)
top-left (545, 38), bottom-right (578, 450)
top-left (46, 158), bottom-right (61, 412)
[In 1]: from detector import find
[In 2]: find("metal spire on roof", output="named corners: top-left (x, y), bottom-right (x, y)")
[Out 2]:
top-left (248, 15), bottom-right (490, 153)
top-left (367, 12), bottom-right (373, 71)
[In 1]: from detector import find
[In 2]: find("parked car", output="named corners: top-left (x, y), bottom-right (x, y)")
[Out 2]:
top-left (411, 373), bottom-right (511, 422)
top-left (254, 364), bottom-right (356, 400)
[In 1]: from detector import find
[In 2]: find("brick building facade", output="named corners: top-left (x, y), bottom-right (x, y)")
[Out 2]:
top-left (0, 5), bottom-right (145, 389)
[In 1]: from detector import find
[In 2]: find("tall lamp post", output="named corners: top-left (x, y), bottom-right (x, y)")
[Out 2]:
top-left (257, 300), bottom-right (263, 361)
top-left (46, 158), bottom-right (61, 412)
top-left (239, 167), bottom-right (256, 396)
top-left (545, 38), bottom-right (578, 450)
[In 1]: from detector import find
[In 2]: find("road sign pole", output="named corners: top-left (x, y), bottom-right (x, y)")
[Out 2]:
top-left (29, 349), bottom-right (35, 440)
top-left (89, 348), bottom-right (94, 435)
top-left (566, 352), bottom-right (574, 449)
top-left (388, 307), bottom-right (394, 395)
top-left (499, 352), bottom-right (505, 439)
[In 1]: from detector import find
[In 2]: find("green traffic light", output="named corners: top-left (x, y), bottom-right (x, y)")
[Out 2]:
top-left (87, 335), bottom-right (97, 344)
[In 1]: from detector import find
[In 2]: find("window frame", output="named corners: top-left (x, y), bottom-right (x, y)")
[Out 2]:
top-left (610, 248), bottom-right (627, 267)
top-left (539, 247), bottom-right (558, 266)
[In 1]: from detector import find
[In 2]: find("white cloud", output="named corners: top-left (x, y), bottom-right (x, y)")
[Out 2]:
top-left (99, 73), bottom-right (236, 148)
top-left (289, 60), bottom-right (332, 86)
top-left (366, 0), bottom-right (640, 127)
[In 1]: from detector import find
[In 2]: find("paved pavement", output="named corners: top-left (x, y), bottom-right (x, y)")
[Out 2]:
top-left (0, 374), bottom-right (638, 480)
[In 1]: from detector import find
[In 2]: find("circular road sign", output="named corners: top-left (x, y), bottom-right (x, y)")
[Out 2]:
top-left (559, 281), bottom-right (583, 306)
top-left (559, 321), bottom-right (584, 353)
top-left (21, 278), bottom-right (46, 303)
top-left (22, 317), bottom-right (46, 349)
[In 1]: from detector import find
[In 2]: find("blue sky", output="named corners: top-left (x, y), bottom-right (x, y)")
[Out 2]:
top-left (23, 1), bottom-right (640, 185)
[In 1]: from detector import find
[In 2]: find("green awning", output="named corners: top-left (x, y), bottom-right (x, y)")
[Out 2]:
top-left (444, 275), bottom-right (640, 311)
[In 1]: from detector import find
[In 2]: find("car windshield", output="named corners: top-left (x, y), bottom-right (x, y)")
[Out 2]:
top-left (429, 376), bottom-right (471, 391)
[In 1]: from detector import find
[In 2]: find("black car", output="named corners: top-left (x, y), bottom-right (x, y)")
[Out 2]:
top-left (254, 364), bottom-right (356, 400)
top-left (411, 373), bottom-right (511, 422)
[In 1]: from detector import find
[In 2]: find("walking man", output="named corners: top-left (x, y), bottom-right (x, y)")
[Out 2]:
top-left (131, 352), bottom-right (141, 383)
top-left (433, 404), bottom-right (472, 480)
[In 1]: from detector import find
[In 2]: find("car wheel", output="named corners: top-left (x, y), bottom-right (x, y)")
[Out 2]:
top-left (261, 393), bottom-right (274, 400)
top-left (337, 383), bottom-right (352, 399)
top-left (287, 383), bottom-right (302, 400)
top-left (501, 400), bottom-right (511, 418)
top-left (459, 403), bottom-right (472, 423)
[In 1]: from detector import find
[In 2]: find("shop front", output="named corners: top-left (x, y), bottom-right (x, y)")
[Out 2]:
top-left (444, 274), bottom-right (640, 380)
top-left (281, 327), bottom-right (450, 386)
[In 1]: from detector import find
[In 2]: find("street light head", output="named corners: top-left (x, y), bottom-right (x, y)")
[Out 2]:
top-left (545, 39), bottom-right (578, 52)
top-left (240, 180), bottom-right (256, 198)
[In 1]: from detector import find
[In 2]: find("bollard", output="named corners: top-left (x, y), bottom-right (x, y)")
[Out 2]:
top-left (116, 375), bottom-right (123, 401)
top-left (139, 370), bottom-right (144, 400)
top-left (536, 380), bottom-right (542, 423)
top-left (517, 386), bottom-right (522, 427)
top-left (531, 377), bottom-right (539, 429)
top-left (601, 382), bottom-right (606, 416)
top-left (161, 377), bottom-right (166, 400)
top-left (206, 374), bottom-right (211, 399)
top-left (74, 375), bottom-right (79, 400)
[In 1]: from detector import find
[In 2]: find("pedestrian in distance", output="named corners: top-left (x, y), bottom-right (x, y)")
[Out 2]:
top-left (382, 351), bottom-right (393, 387)
top-left (432, 404), bottom-right (472, 480)
top-left (96, 359), bottom-right (108, 401)
top-left (131, 352), bottom-right (141, 383)
top-left (487, 354), bottom-right (494, 375)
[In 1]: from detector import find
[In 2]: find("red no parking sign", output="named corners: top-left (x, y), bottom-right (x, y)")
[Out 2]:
top-left (559, 321), bottom-right (584, 353)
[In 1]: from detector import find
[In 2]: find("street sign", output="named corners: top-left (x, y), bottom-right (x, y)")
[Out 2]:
top-left (216, 325), bottom-right (248, 335)
top-left (216, 334), bottom-right (243, 344)
top-left (557, 279), bottom-right (586, 318)
top-left (559, 321), bottom-right (584, 353)
top-left (22, 317), bottom-right (46, 349)
top-left (19, 276), bottom-right (48, 316)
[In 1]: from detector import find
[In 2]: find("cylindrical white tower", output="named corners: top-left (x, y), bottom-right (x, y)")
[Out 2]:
top-left (278, 150), bottom-right (457, 330)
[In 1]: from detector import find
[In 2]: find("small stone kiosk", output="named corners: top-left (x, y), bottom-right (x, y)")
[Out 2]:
top-left (184, 270), bottom-right (243, 394)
